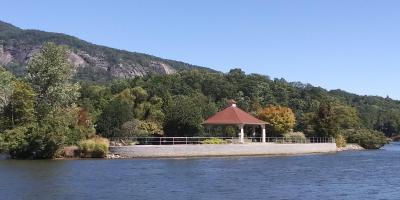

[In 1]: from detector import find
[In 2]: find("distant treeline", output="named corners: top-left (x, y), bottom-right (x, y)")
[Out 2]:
top-left (82, 68), bottom-right (400, 138)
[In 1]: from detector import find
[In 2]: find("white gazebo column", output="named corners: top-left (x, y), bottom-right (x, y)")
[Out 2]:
top-left (261, 124), bottom-right (266, 143)
top-left (238, 124), bottom-right (244, 143)
top-left (252, 126), bottom-right (256, 142)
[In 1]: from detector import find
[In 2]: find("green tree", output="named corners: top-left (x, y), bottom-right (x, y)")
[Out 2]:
top-left (96, 99), bottom-right (134, 137)
top-left (164, 95), bottom-right (205, 137)
top-left (3, 81), bottom-right (36, 127)
top-left (314, 103), bottom-right (362, 138)
top-left (64, 106), bottom-right (96, 145)
top-left (120, 119), bottom-right (145, 137)
top-left (96, 86), bottom-right (166, 137)
top-left (297, 112), bottom-right (317, 136)
top-left (315, 103), bottom-right (338, 137)
top-left (27, 42), bottom-right (79, 120)
top-left (79, 84), bottom-right (112, 122)
top-left (334, 105), bottom-right (362, 130)
top-left (2, 42), bottom-right (81, 159)
top-left (0, 67), bottom-right (15, 111)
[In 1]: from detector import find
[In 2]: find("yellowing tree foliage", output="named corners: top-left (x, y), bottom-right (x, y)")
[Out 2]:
top-left (257, 105), bottom-right (296, 135)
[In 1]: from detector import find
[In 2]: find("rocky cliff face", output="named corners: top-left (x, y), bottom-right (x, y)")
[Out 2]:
top-left (0, 21), bottom-right (208, 81)
top-left (0, 40), bottom-right (176, 79)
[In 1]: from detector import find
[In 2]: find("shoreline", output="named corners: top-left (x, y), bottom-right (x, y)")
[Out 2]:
top-left (0, 143), bottom-right (366, 160)
top-left (107, 151), bottom-right (341, 160)
top-left (337, 143), bottom-right (364, 152)
top-left (109, 143), bottom-right (338, 159)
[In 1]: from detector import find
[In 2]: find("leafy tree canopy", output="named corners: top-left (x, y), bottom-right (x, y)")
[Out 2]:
top-left (257, 105), bottom-right (296, 135)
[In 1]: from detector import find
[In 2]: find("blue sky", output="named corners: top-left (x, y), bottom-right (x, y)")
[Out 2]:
top-left (1, 0), bottom-right (400, 99)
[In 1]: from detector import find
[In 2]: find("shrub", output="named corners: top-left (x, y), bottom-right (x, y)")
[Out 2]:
top-left (335, 134), bottom-right (347, 148)
top-left (202, 138), bottom-right (226, 144)
top-left (78, 137), bottom-right (109, 158)
top-left (119, 119), bottom-right (162, 137)
top-left (78, 140), bottom-right (95, 156)
top-left (283, 132), bottom-right (306, 142)
top-left (1, 126), bottom-right (30, 159)
top-left (0, 123), bottom-right (67, 159)
top-left (225, 126), bottom-right (237, 137)
top-left (346, 129), bottom-right (388, 149)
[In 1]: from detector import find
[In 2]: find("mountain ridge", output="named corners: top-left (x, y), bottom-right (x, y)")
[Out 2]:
top-left (0, 20), bottom-right (215, 82)
top-left (1, 20), bottom-right (398, 102)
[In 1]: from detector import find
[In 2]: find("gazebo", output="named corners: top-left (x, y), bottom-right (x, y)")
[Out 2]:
top-left (203, 100), bottom-right (267, 143)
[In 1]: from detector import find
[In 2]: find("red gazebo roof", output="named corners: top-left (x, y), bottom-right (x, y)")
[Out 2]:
top-left (203, 100), bottom-right (267, 125)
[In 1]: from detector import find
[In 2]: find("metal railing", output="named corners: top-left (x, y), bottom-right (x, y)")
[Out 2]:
top-left (109, 137), bottom-right (335, 146)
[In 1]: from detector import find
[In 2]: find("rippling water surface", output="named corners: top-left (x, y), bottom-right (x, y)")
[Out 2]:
top-left (1, 143), bottom-right (400, 200)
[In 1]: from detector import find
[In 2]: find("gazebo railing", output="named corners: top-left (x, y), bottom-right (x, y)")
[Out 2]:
top-left (109, 137), bottom-right (335, 146)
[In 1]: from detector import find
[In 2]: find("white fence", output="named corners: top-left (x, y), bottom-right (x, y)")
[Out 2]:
top-left (109, 137), bottom-right (335, 146)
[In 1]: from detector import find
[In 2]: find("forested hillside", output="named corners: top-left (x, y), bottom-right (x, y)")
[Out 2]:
top-left (83, 68), bottom-right (400, 138)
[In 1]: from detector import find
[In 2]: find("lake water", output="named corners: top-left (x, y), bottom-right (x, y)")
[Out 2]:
top-left (1, 143), bottom-right (400, 200)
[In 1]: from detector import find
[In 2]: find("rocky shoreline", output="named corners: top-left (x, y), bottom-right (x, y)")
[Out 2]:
top-left (337, 144), bottom-right (364, 152)
top-left (107, 154), bottom-right (124, 159)
top-left (1, 144), bottom-right (366, 160)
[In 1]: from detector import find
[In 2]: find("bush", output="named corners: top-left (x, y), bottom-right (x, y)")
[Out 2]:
top-left (119, 119), bottom-right (162, 137)
top-left (335, 134), bottom-right (347, 148)
top-left (202, 138), bottom-right (226, 144)
top-left (283, 132), bottom-right (306, 142)
top-left (225, 126), bottom-right (237, 137)
top-left (78, 137), bottom-right (109, 158)
top-left (78, 139), bottom-right (95, 155)
top-left (0, 123), bottom-right (67, 159)
top-left (346, 129), bottom-right (388, 149)
top-left (1, 126), bottom-right (30, 159)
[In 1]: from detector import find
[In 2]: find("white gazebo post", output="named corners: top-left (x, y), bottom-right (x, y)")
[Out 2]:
top-left (238, 124), bottom-right (244, 143)
top-left (261, 124), bottom-right (266, 143)
top-left (252, 126), bottom-right (256, 141)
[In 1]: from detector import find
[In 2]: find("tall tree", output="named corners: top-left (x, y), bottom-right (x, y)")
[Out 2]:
top-left (27, 42), bottom-right (79, 120)
top-left (0, 67), bottom-right (15, 111)
top-left (164, 94), bottom-right (208, 137)
top-left (96, 98), bottom-right (134, 137)
top-left (334, 105), bottom-right (362, 130)
top-left (315, 103), bottom-right (338, 137)
top-left (1, 42), bottom-right (82, 159)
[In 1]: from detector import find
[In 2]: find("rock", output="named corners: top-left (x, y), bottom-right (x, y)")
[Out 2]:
top-left (0, 45), bottom-right (12, 65)
top-left (337, 143), bottom-right (364, 151)
top-left (106, 153), bottom-right (124, 159)
top-left (1, 41), bottom-right (179, 79)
